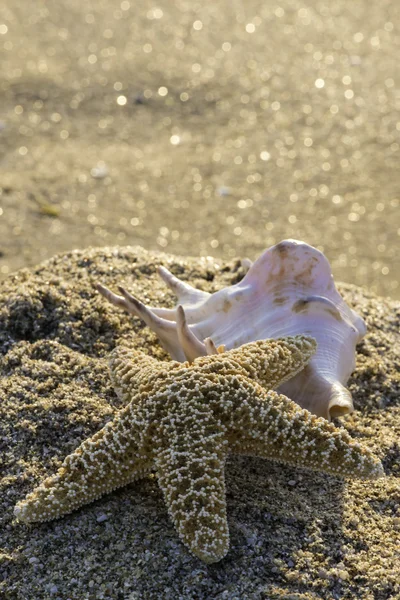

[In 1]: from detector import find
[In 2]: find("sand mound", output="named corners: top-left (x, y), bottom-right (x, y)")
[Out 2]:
top-left (1, 246), bottom-right (399, 599)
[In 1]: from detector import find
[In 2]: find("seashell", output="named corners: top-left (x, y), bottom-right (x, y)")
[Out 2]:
top-left (96, 239), bottom-right (367, 421)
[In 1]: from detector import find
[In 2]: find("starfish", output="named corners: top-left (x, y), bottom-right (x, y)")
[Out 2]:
top-left (14, 335), bottom-right (384, 564)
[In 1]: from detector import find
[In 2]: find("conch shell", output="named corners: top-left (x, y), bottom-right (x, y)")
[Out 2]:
top-left (96, 240), bottom-right (367, 421)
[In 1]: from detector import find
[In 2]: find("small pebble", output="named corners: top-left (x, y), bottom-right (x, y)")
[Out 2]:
top-left (288, 480), bottom-right (297, 486)
top-left (241, 258), bottom-right (252, 270)
top-left (338, 570), bottom-right (349, 581)
top-left (287, 559), bottom-right (295, 568)
top-left (90, 164), bottom-right (108, 179)
top-left (318, 568), bottom-right (330, 579)
top-left (216, 186), bottom-right (231, 197)
top-left (96, 514), bottom-right (108, 523)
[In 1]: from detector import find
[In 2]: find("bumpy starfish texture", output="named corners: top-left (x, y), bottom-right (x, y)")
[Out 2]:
top-left (14, 336), bottom-right (384, 564)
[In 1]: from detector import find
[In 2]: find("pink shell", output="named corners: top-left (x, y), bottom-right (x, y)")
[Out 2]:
top-left (97, 240), bottom-right (367, 421)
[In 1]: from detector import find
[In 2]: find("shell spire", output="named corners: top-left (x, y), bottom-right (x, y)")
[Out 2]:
top-left (176, 305), bottom-right (208, 362)
top-left (158, 266), bottom-right (210, 304)
top-left (96, 283), bottom-right (211, 362)
top-left (95, 283), bottom-right (183, 360)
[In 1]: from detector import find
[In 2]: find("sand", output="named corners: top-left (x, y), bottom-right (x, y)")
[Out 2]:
top-left (0, 246), bottom-right (399, 600)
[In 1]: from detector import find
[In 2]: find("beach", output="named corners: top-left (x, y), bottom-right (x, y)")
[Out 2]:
top-left (1, 1), bottom-right (400, 597)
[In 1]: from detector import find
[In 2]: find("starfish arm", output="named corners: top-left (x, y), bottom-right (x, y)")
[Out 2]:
top-left (217, 382), bottom-right (384, 480)
top-left (194, 335), bottom-right (317, 391)
top-left (109, 346), bottom-right (182, 403)
top-left (155, 409), bottom-right (229, 564)
top-left (14, 403), bottom-right (153, 523)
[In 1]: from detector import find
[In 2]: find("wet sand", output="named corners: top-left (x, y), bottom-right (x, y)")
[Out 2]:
top-left (0, 0), bottom-right (400, 298)
top-left (1, 246), bottom-right (399, 599)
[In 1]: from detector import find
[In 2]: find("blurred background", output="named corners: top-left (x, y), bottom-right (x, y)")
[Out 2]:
top-left (0, 0), bottom-right (399, 298)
